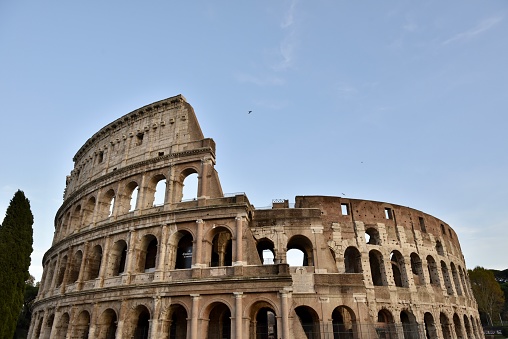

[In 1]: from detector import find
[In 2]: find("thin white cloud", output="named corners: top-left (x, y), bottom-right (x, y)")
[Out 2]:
top-left (336, 83), bottom-right (358, 99)
top-left (272, 0), bottom-right (299, 71)
top-left (235, 72), bottom-right (285, 86)
top-left (442, 15), bottom-right (503, 45)
top-left (281, 0), bottom-right (297, 28)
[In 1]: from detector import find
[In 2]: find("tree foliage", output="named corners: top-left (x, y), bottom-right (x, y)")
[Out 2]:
top-left (14, 276), bottom-right (39, 339)
top-left (0, 190), bottom-right (34, 339)
top-left (469, 266), bottom-right (505, 326)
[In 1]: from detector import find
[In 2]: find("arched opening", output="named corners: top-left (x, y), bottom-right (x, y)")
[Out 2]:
top-left (167, 304), bottom-right (188, 339)
top-left (426, 255), bottom-right (440, 287)
top-left (99, 189), bottom-right (115, 220)
top-left (72, 311), bottom-right (90, 339)
top-left (470, 315), bottom-right (478, 338)
top-left (453, 314), bottom-right (463, 339)
top-left (84, 245), bottom-right (102, 280)
top-left (43, 313), bottom-right (54, 339)
top-left (126, 182), bottom-right (139, 212)
top-left (69, 250), bottom-right (83, 284)
top-left (207, 303), bottom-right (231, 339)
top-left (257, 238), bottom-right (275, 265)
top-left (175, 232), bottom-right (193, 269)
top-left (344, 246), bottom-right (362, 273)
top-left (400, 311), bottom-right (419, 339)
top-left (450, 262), bottom-right (462, 295)
top-left (410, 253), bottom-right (425, 286)
top-left (365, 227), bottom-right (381, 245)
top-left (295, 306), bottom-right (320, 339)
top-left (211, 228), bottom-right (232, 267)
top-left (56, 255), bottom-right (68, 287)
top-left (376, 309), bottom-right (396, 339)
top-left (139, 235), bottom-right (158, 273)
top-left (369, 250), bottom-right (386, 286)
top-left (287, 235), bottom-right (314, 266)
top-left (441, 261), bottom-right (454, 295)
top-left (463, 315), bottom-right (472, 339)
top-left (424, 312), bottom-right (438, 339)
top-left (255, 307), bottom-right (277, 339)
top-left (45, 260), bottom-right (57, 292)
top-left (56, 313), bottom-right (70, 339)
top-left (286, 248), bottom-right (304, 266)
top-left (34, 316), bottom-right (43, 338)
top-left (332, 306), bottom-right (356, 339)
top-left (440, 313), bottom-right (452, 339)
top-left (435, 241), bottom-right (444, 256)
top-left (458, 266), bottom-right (468, 297)
top-left (82, 196), bottom-right (96, 227)
top-left (61, 212), bottom-right (71, 238)
top-left (133, 306), bottom-right (151, 339)
top-left (390, 250), bottom-right (408, 287)
top-left (97, 309), bottom-right (117, 339)
top-left (108, 240), bottom-right (127, 277)
top-left (153, 177), bottom-right (166, 206)
top-left (108, 197), bottom-right (115, 217)
top-left (70, 205), bottom-right (81, 232)
top-left (182, 172), bottom-right (199, 200)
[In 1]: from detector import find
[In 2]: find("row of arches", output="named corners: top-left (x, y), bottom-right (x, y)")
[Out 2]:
top-left (345, 246), bottom-right (473, 297)
top-left (56, 171), bottom-right (199, 241)
top-left (41, 226), bottom-right (236, 296)
top-left (32, 298), bottom-right (278, 339)
top-left (31, 299), bottom-right (481, 339)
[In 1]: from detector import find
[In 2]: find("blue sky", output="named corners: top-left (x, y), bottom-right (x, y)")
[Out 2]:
top-left (1, 1), bottom-right (507, 281)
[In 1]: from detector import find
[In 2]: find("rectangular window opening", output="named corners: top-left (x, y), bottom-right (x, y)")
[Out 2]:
top-left (158, 151), bottom-right (164, 156)
top-left (384, 207), bottom-right (393, 220)
top-left (136, 132), bottom-right (144, 146)
top-left (418, 217), bottom-right (426, 232)
top-left (341, 203), bottom-right (349, 216)
top-left (98, 151), bottom-right (104, 163)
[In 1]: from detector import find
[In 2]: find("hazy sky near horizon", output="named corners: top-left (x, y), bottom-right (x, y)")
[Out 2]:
top-left (1, 1), bottom-right (507, 281)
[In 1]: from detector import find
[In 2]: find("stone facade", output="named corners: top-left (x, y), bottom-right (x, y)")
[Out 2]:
top-left (30, 94), bottom-right (483, 339)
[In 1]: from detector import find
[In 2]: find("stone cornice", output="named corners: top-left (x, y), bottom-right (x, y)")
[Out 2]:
top-left (73, 94), bottom-right (187, 162)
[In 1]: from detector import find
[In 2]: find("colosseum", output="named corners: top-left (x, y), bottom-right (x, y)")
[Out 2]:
top-left (30, 94), bottom-right (483, 339)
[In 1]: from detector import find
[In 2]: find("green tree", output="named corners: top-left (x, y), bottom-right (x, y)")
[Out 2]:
top-left (0, 190), bottom-right (34, 338)
top-left (14, 276), bottom-right (39, 339)
top-left (469, 266), bottom-right (505, 326)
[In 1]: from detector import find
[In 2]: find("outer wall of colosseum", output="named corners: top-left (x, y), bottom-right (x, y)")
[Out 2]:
top-left (29, 94), bottom-right (483, 339)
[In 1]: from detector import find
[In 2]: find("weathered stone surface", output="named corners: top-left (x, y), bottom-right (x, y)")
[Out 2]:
top-left (29, 95), bottom-right (483, 339)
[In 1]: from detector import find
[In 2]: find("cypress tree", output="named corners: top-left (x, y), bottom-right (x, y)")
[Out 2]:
top-left (0, 190), bottom-right (34, 339)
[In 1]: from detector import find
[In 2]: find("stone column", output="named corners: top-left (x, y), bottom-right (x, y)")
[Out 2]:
top-left (234, 216), bottom-right (244, 266)
top-left (91, 188), bottom-right (101, 225)
top-left (280, 288), bottom-right (291, 339)
top-left (76, 242), bottom-right (89, 291)
top-left (97, 236), bottom-right (110, 288)
top-left (116, 299), bottom-right (129, 338)
top-left (125, 229), bottom-right (138, 283)
top-left (48, 308), bottom-right (62, 339)
top-left (193, 219), bottom-right (204, 268)
top-left (199, 157), bottom-right (213, 198)
top-left (190, 294), bottom-right (200, 339)
top-left (151, 296), bottom-right (161, 337)
top-left (60, 250), bottom-right (72, 294)
top-left (88, 303), bottom-right (99, 338)
top-left (155, 224), bottom-right (169, 281)
top-left (234, 292), bottom-right (243, 339)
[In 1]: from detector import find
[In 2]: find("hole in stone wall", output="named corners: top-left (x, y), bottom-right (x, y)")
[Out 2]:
top-left (384, 208), bottom-right (393, 220)
top-left (341, 203), bottom-right (349, 215)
